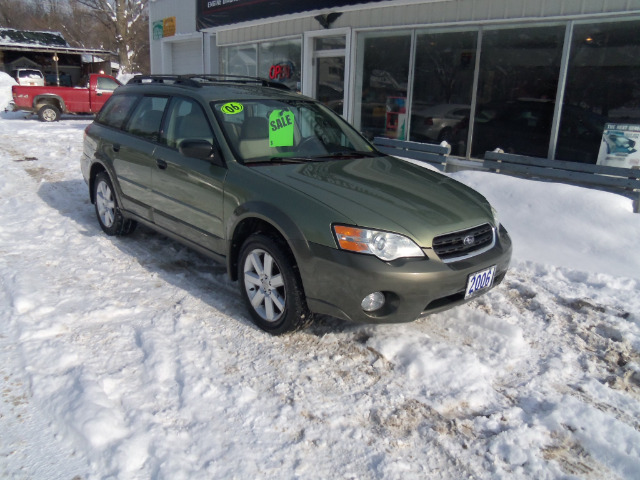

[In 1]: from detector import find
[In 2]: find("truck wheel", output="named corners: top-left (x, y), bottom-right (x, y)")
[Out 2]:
top-left (94, 171), bottom-right (137, 236)
top-left (238, 234), bottom-right (313, 334)
top-left (38, 105), bottom-right (60, 122)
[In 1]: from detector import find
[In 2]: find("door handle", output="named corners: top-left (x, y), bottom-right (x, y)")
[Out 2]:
top-left (156, 158), bottom-right (168, 170)
top-left (112, 143), bottom-right (120, 153)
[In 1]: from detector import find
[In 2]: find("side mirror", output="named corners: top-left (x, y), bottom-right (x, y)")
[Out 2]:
top-left (179, 139), bottom-right (217, 162)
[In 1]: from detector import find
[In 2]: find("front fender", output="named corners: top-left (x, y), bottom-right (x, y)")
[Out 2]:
top-left (226, 200), bottom-right (312, 281)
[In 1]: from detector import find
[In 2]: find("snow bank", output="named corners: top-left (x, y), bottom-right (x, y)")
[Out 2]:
top-left (0, 71), bottom-right (17, 111)
top-left (117, 73), bottom-right (138, 85)
top-left (451, 170), bottom-right (640, 279)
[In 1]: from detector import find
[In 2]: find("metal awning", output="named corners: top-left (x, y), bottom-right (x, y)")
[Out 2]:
top-left (0, 43), bottom-right (116, 57)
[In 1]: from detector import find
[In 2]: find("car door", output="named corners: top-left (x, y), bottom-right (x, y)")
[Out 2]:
top-left (151, 96), bottom-right (227, 254)
top-left (111, 95), bottom-right (168, 219)
top-left (91, 76), bottom-right (121, 112)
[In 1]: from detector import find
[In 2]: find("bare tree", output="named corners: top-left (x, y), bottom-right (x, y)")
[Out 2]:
top-left (69, 0), bottom-right (149, 73)
top-left (0, 0), bottom-right (35, 29)
top-left (1, 0), bottom-right (148, 73)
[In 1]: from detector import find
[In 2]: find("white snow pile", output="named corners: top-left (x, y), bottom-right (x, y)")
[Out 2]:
top-left (1, 115), bottom-right (640, 479)
top-left (116, 73), bottom-right (139, 85)
top-left (0, 71), bottom-right (17, 111)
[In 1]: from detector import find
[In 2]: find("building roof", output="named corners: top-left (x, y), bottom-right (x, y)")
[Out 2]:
top-left (0, 27), bottom-right (115, 56)
top-left (0, 28), bottom-right (69, 48)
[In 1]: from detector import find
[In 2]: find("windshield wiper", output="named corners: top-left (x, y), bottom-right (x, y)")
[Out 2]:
top-left (247, 157), bottom-right (317, 165)
top-left (246, 152), bottom-right (377, 165)
top-left (319, 151), bottom-right (379, 159)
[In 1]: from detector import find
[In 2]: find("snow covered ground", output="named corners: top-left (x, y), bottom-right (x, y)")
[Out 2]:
top-left (1, 79), bottom-right (640, 479)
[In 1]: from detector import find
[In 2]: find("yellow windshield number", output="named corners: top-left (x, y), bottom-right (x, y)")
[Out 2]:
top-left (221, 102), bottom-right (244, 115)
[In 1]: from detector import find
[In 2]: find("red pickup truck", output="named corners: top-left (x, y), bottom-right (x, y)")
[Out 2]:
top-left (11, 74), bottom-right (121, 122)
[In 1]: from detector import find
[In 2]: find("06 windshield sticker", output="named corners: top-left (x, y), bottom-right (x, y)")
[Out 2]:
top-left (221, 102), bottom-right (244, 114)
top-left (269, 109), bottom-right (294, 147)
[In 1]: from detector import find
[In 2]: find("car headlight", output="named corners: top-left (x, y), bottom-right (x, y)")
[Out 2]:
top-left (333, 225), bottom-right (425, 261)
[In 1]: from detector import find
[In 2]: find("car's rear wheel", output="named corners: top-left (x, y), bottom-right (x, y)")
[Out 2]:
top-left (38, 104), bottom-right (60, 122)
top-left (238, 234), bottom-right (312, 334)
top-left (437, 127), bottom-right (453, 143)
top-left (94, 171), bottom-right (137, 236)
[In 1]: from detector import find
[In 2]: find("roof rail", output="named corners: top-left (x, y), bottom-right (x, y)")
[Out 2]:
top-left (184, 74), bottom-right (292, 91)
top-left (126, 74), bottom-right (291, 91)
top-left (126, 75), bottom-right (201, 87)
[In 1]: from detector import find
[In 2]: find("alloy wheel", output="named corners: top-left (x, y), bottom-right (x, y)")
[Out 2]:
top-left (243, 248), bottom-right (286, 322)
top-left (96, 180), bottom-right (115, 228)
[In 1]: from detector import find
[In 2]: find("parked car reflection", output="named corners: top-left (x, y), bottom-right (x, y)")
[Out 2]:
top-left (452, 100), bottom-right (605, 163)
top-left (409, 103), bottom-right (470, 143)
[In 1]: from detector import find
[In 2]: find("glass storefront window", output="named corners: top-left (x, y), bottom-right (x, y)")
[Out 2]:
top-left (258, 39), bottom-right (301, 91)
top-left (558, 20), bottom-right (640, 166)
top-left (354, 32), bottom-right (411, 140)
top-left (410, 30), bottom-right (477, 153)
top-left (315, 36), bottom-right (345, 51)
top-left (222, 40), bottom-right (301, 90)
top-left (222, 45), bottom-right (257, 77)
top-left (469, 25), bottom-right (565, 158)
top-left (220, 19), bottom-right (640, 170)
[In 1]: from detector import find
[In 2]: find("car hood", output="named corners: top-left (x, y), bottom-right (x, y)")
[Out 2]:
top-left (254, 155), bottom-right (493, 246)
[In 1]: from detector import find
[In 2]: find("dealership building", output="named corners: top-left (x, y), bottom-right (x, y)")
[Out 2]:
top-left (149, 0), bottom-right (640, 167)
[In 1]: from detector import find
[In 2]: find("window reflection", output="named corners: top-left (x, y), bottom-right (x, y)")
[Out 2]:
top-left (316, 57), bottom-right (345, 115)
top-left (559, 21), bottom-right (640, 165)
top-left (355, 33), bottom-right (411, 140)
top-left (259, 40), bottom-right (301, 91)
top-left (222, 45), bottom-right (257, 77)
top-left (410, 30), bottom-right (477, 154)
top-left (468, 26), bottom-right (565, 158)
top-left (222, 40), bottom-right (302, 91)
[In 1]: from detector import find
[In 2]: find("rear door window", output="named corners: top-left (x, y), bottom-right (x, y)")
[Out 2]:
top-left (125, 96), bottom-right (169, 142)
top-left (96, 94), bottom-right (139, 129)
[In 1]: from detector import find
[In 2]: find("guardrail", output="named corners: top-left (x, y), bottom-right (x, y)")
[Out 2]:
top-left (373, 137), bottom-right (640, 213)
top-left (373, 137), bottom-right (450, 170)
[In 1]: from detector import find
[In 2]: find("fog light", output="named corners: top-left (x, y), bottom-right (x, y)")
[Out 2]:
top-left (361, 292), bottom-right (385, 312)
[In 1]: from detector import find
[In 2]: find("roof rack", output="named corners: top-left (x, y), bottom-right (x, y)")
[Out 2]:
top-left (126, 74), bottom-right (291, 91)
top-left (187, 74), bottom-right (292, 91)
top-left (126, 75), bottom-right (201, 87)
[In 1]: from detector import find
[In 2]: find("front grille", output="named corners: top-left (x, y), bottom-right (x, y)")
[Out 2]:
top-left (432, 223), bottom-right (494, 262)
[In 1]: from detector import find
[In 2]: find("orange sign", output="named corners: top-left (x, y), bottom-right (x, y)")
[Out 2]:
top-left (163, 17), bottom-right (176, 37)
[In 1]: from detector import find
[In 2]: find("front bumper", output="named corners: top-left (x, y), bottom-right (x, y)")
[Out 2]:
top-left (300, 225), bottom-right (512, 324)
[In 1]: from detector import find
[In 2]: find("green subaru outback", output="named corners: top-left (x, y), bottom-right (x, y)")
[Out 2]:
top-left (81, 75), bottom-right (511, 334)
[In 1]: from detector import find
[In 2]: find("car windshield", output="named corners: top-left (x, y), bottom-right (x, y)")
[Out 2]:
top-left (212, 99), bottom-right (375, 164)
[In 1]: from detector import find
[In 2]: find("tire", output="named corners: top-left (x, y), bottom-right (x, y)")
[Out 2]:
top-left (238, 234), bottom-right (312, 334)
top-left (437, 127), bottom-right (453, 144)
top-left (93, 171), bottom-right (137, 236)
top-left (38, 104), bottom-right (60, 122)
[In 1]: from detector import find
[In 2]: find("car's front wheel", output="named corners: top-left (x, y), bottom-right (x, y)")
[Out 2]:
top-left (238, 234), bottom-right (312, 334)
top-left (93, 171), bottom-right (137, 236)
